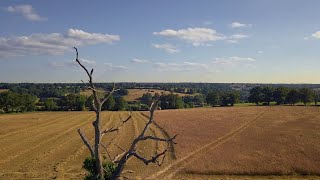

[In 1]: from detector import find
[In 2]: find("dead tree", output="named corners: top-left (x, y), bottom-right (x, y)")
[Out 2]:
top-left (74, 47), bottom-right (177, 180)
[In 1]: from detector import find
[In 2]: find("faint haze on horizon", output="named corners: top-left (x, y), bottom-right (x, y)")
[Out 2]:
top-left (0, 0), bottom-right (320, 83)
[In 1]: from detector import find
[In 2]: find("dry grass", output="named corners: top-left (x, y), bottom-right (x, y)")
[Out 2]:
top-left (0, 111), bottom-right (171, 179)
top-left (80, 88), bottom-right (106, 97)
top-left (1, 106), bottom-right (320, 179)
top-left (152, 106), bottom-right (320, 179)
top-left (123, 88), bottom-right (198, 101)
top-left (0, 89), bottom-right (9, 93)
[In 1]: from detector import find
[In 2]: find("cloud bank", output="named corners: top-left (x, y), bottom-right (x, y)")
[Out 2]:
top-left (0, 29), bottom-right (120, 57)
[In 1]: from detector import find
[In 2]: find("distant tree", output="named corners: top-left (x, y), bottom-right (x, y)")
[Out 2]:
top-left (140, 93), bottom-right (153, 105)
top-left (102, 94), bottom-right (115, 110)
top-left (116, 88), bottom-right (129, 96)
top-left (287, 89), bottom-right (300, 105)
top-left (248, 86), bottom-right (263, 105)
top-left (227, 90), bottom-right (240, 106)
top-left (75, 95), bottom-right (87, 111)
top-left (114, 96), bottom-right (127, 111)
top-left (206, 91), bottom-right (220, 106)
top-left (193, 94), bottom-right (205, 106)
top-left (85, 95), bottom-right (95, 111)
top-left (0, 91), bottom-right (36, 113)
top-left (44, 98), bottom-right (58, 111)
top-left (60, 94), bottom-right (87, 111)
top-left (261, 86), bottom-right (274, 105)
top-left (273, 87), bottom-right (289, 105)
top-left (314, 91), bottom-right (320, 105)
top-left (299, 88), bottom-right (314, 105)
top-left (160, 93), bottom-right (184, 109)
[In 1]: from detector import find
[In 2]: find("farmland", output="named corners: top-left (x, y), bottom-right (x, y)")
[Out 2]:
top-left (1, 106), bottom-right (320, 179)
top-left (123, 88), bottom-right (199, 101)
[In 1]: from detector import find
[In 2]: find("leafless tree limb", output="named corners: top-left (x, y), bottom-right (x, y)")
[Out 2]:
top-left (74, 47), bottom-right (176, 179)
top-left (130, 148), bottom-right (168, 166)
top-left (139, 134), bottom-right (178, 144)
top-left (77, 129), bottom-right (95, 158)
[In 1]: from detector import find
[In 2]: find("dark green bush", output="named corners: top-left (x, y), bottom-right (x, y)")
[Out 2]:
top-left (82, 157), bottom-right (117, 180)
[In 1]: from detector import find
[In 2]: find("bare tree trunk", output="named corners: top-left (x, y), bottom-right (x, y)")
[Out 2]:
top-left (94, 111), bottom-right (104, 179)
top-left (74, 47), bottom-right (176, 179)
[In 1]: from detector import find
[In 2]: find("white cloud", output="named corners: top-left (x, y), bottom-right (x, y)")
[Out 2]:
top-left (152, 43), bottom-right (179, 53)
top-left (230, 22), bottom-right (252, 28)
top-left (311, 31), bottom-right (320, 39)
top-left (153, 28), bottom-right (225, 46)
top-left (0, 29), bottom-right (120, 57)
top-left (48, 62), bottom-right (65, 69)
top-left (212, 56), bottom-right (256, 65)
top-left (131, 58), bottom-right (149, 63)
top-left (227, 34), bottom-right (249, 43)
top-left (67, 29), bottom-right (119, 44)
top-left (6, 4), bottom-right (47, 21)
top-left (79, 58), bottom-right (96, 65)
top-left (153, 61), bottom-right (208, 71)
top-left (104, 63), bottom-right (128, 71)
top-left (257, 50), bottom-right (263, 54)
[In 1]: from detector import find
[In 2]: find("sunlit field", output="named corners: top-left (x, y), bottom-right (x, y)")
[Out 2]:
top-left (1, 106), bottom-right (320, 179)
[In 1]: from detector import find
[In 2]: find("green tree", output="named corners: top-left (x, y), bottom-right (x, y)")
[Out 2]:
top-left (102, 94), bottom-right (115, 110)
top-left (299, 88), bottom-right (314, 105)
top-left (314, 91), bottom-right (319, 105)
top-left (44, 98), bottom-right (58, 111)
top-left (160, 93), bottom-right (184, 109)
top-left (287, 89), bottom-right (300, 105)
top-left (248, 86), bottom-right (263, 105)
top-left (227, 90), bottom-right (240, 106)
top-left (20, 94), bottom-right (37, 112)
top-left (273, 87), bottom-right (289, 105)
top-left (206, 91), bottom-right (220, 106)
top-left (140, 93), bottom-right (153, 105)
top-left (261, 86), bottom-right (274, 105)
top-left (75, 95), bottom-right (87, 111)
top-left (114, 96), bottom-right (127, 111)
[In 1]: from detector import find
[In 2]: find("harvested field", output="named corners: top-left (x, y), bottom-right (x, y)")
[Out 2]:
top-left (0, 89), bottom-right (9, 93)
top-left (152, 106), bottom-right (320, 179)
top-left (1, 106), bottom-right (320, 179)
top-left (123, 88), bottom-right (198, 101)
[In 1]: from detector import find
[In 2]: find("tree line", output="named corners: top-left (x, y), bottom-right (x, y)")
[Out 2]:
top-left (248, 86), bottom-right (319, 105)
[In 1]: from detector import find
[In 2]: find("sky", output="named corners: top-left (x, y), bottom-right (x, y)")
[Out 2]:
top-left (1, 0), bottom-right (320, 83)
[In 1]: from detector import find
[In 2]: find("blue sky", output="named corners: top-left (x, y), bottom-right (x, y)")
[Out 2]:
top-left (1, 0), bottom-right (320, 83)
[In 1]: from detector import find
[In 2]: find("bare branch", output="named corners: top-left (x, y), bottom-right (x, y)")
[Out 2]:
top-left (131, 148), bottom-right (168, 166)
top-left (101, 83), bottom-right (117, 105)
top-left (139, 134), bottom-right (177, 144)
top-left (100, 111), bottom-right (132, 139)
top-left (113, 151), bottom-right (126, 163)
top-left (74, 47), bottom-right (91, 79)
top-left (77, 129), bottom-right (95, 158)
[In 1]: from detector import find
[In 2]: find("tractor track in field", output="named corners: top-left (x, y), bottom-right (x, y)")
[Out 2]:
top-left (148, 108), bottom-right (269, 179)
top-left (140, 112), bottom-right (177, 159)
top-left (0, 114), bottom-right (94, 165)
top-left (54, 113), bottom-right (116, 179)
top-left (0, 113), bottom-right (75, 140)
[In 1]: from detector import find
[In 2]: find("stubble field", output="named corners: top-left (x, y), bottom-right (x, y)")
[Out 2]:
top-left (0, 106), bottom-right (320, 179)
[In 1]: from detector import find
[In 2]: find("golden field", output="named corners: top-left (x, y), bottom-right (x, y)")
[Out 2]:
top-left (0, 106), bottom-right (320, 179)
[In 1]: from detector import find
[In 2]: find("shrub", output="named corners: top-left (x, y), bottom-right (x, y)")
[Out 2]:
top-left (83, 157), bottom-right (117, 180)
